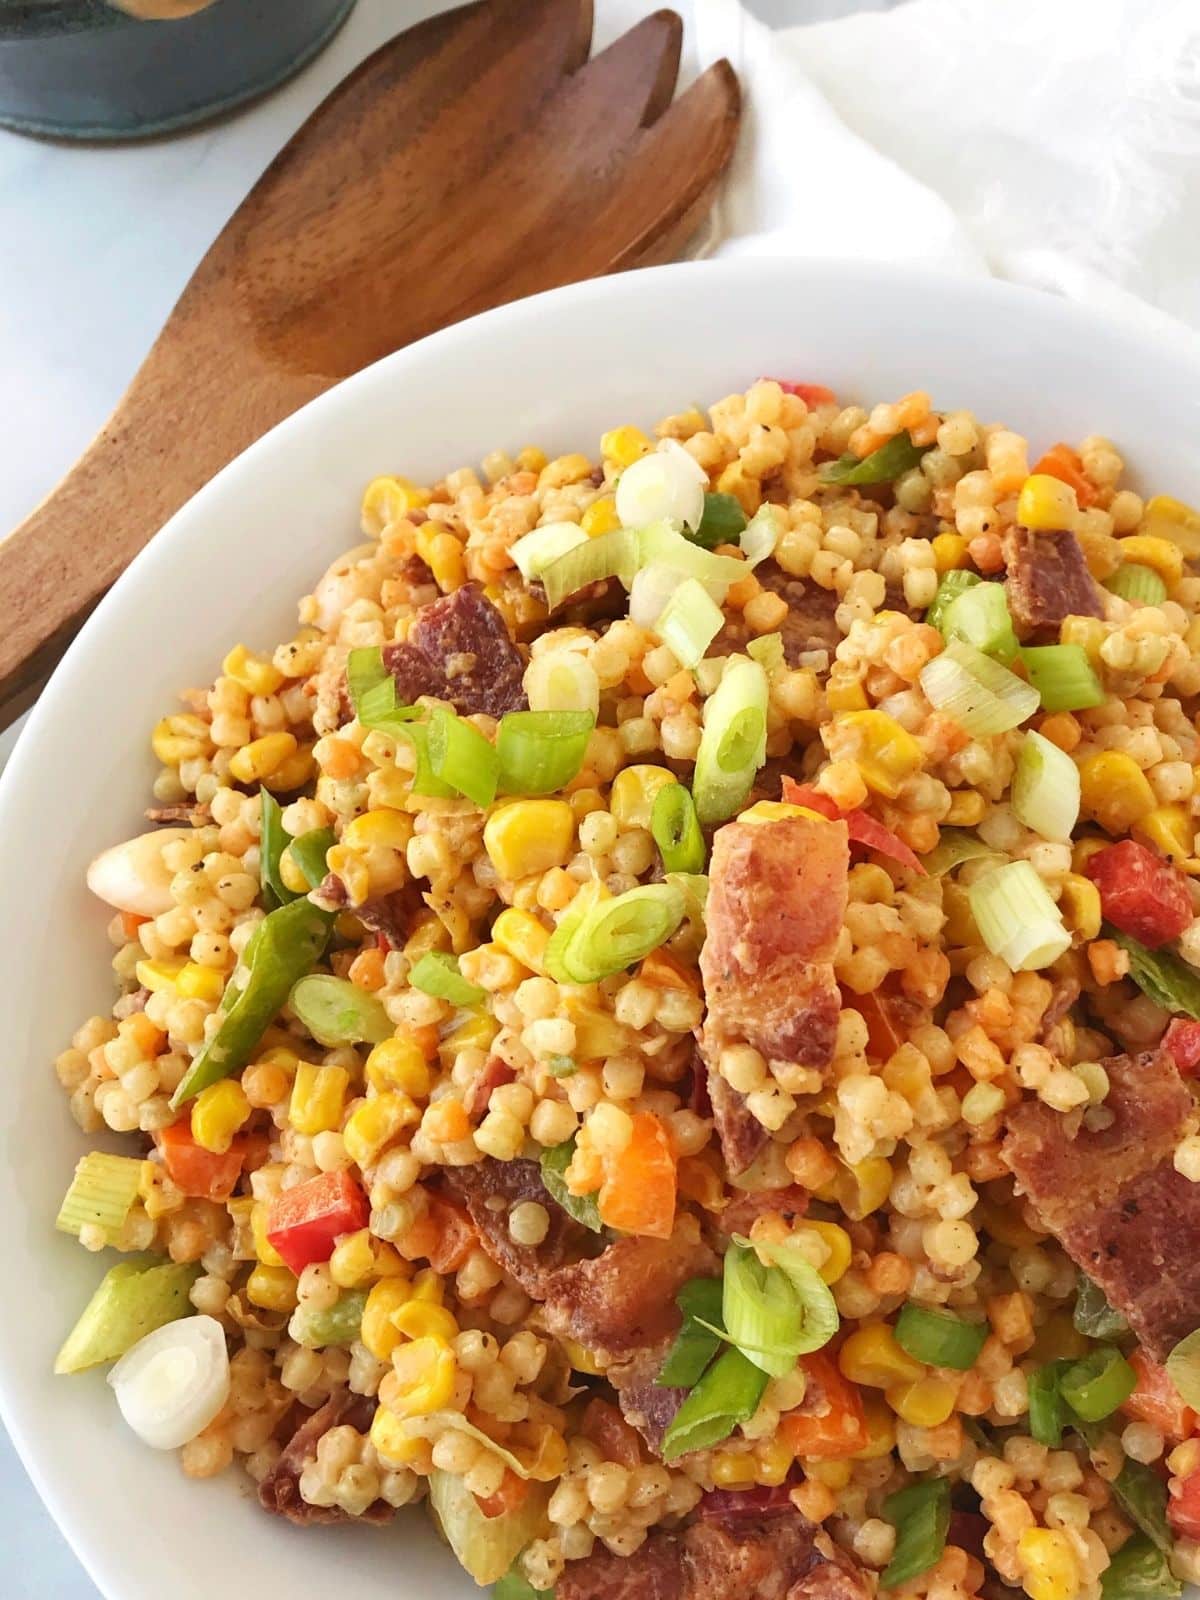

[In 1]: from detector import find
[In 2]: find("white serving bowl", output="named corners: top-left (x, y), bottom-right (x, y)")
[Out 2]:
top-left (3, 258), bottom-right (1200, 1600)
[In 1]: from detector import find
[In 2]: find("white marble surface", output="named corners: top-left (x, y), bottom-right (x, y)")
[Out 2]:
top-left (0, 0), bottom-right (893, 1593)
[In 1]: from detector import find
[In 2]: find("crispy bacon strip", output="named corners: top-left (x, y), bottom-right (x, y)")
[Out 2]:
top-left (258, 1393), bottom-right (391, 1525)
top-left (1002, 524), bottom-right (1104, 641)
top-left (1003, 1049), bottom-right (1200, 1359)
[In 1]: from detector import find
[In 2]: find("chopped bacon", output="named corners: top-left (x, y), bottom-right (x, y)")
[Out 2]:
top-left (464, 1056), bottom-right (517, 1120)
top-left (259, 1393), bottom-right (391, 1524)
top-left (1002, 524), bottom-right (1105, 641)
top-left (699, 815), bottom-right (848, 1173)
top-left (698, 1483), bottom-right (798, 1521)
top-left (557, 1512), bottom-right (870, 1600)
top-left (1163, 1018), bottom-right (1200, 1077)
top-left (1085, 840), bottom-right (1193, 949)
top-left (1004, 1049), bottom-right (1200, 1359)
top-left (365, 583), bottom-right (527, 718)
top-left (442, 1158), bottom-right (595, 1298)
top-left (604, 1341), bottom-right (691, 1454)
top-left (716, 1185), bottom-right (809, 1236)
top-left (145, 800), bottom-right (212, 826)
top-left (707, 1073), bottom-right (771, 1180)
top-left (781, 778), bottom-right (926, 875)
top-left (709, 562), bottom-right (840, 667)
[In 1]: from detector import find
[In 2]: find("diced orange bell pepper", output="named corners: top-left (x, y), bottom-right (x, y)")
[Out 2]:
top-left (1123, 1349), bottom-right (1196, 1441)
top-left (1031, 443), bottom-right (1099, 508)
top-left (265, 1169), bottom-right (369, 1276)
top-left (779, 1352), bottom-right (869, 1459)
top-left (598, 1111), bottom-right (677, 1240)
top-left (154, 1120), bottom-right (247, 1202)
top-left (580, 1398), bottom-right (643, 1469)
top-left (475, 1468), bottom-right (530, 1519)
top-left (397, 1195), bottom-right (479, 1273)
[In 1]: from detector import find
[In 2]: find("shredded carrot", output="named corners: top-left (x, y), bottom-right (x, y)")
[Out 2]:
top-left (1032, 443), bottom-right (1099, 508)
top-left (598, 1111), bottom-right (677, 1239)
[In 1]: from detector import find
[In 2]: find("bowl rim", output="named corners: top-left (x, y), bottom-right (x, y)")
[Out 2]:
top-left (6, 254), bottom-right (1200, 1600)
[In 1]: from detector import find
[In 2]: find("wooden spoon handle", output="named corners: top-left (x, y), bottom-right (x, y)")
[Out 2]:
top-left (0, 326), bottom-right (325, 728)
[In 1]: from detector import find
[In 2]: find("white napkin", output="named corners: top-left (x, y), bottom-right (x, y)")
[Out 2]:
top-left (602, 0), bottom-right (1200, 345)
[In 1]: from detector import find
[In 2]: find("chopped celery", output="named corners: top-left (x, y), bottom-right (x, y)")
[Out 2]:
top-left (1106, 564), bottom-right (1168, 608)
top-left (55, 1152), bottom-right (148, 1244)
top-left (941, 581), bottom-right (1019, 664)
top-left (289, 1288), bottom-right (368, 1349)
top-left (925, 570), bottom-right (981, 633)
top-left (429, 1469), bottom-right (550, 1586)
top-left (1020, 644), bottom-right (1105, 712)
top-left (55, 1257), bottom-right (201, 1375)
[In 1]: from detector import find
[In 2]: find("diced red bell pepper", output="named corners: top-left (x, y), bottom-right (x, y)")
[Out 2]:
top-left (580, 1398), bottom-right (643, 1469)
top-left (765, 379), bottom-right (837, 407)
top-left (155, 1120), bottom-right (247, 1202)
top-left (265, 1169), bottom-right (369, 1276)
top-left (1124, 1348), bottom-right (1196, 1441)
top-left (1163, 1018), bottom-right (1200, 1077)
top-left (1085, 840), bottom-right (1192, 948)
top-left (781, 778), bottom-right (927, 875)
top-left (1170, 1468), bottom-right (1200, 1541)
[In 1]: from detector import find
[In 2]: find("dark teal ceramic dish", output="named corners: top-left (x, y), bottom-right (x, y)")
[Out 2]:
top-left (0, 0), bottom-right (357, 139)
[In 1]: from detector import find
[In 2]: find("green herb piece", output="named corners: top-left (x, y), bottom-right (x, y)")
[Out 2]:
top-left (555, 882), bottom-right (686, 984)
top-left (1100, 1534), bottom-right (1181, 1600)
top-left (1029, 1360), bottom-right (1073, 1446)
top-left (289, 973), bottom-right (393, 1047)
top-left (920, 827), bottom-right (1002, 878)
top-left (55, 1257), bottom-right (201, 1375)
top-left (259, 788), bottom-right (296, 908)
top-left (1074, 1275), bottom-right (1130, 1341)
top-left (494, 1564), bottom-right (555, 1600)
top-left (925, 570), bottom-right (982, 633)
top-left (1061, 1347), bottom-right (1137, 1422)
top-left (539, 1140), bottom-right (602, 1233)
top-left (1020, 643), bottom-right (1106, 712)
top-left (1165, 1328), bottom-right (1200, 1411)
top-left (1106, 565), bottom-right (1168, 608)
top-left (1109, 929), bottom-right (1200, 1020)
top-left (429, 706), bottom-right (500, 807)
top-left (289, 826), bottom-right (336, 890)
top-left (692, 657), bottom-right (768, 825)
top-left (346, 646), bottom-right (389, 714)
top-left (941, 581), bottom-right (1020, 664)
top-left (691, 491), bottom-right (748, 550)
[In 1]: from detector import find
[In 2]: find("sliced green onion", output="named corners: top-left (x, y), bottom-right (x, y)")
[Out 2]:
top-left (427, 706), bottom-right (499, 807)
top-left (658, 1278), bottom-right (726, 1387)
top-left (1074, 1275), bottom-right (1130, 1341)
top-left (259, 788), bottom-right (295, 908)
top-left (289, 826), bottom-right (336, 890)
top-left (1100, 1533), bottom-right (1181, 1600)
top-left (920, 827), bottom-right (1002, 877)
top-left (346, 645), bottom-right (388, 714)
top-left (55, 1152), bottom-right (146, 1244)
top-left (355, 673), bottom-right (421, 731)
top-left (925, 569), bottom-right (982, 633)
top-left (655, 577), bottom-right (725, 668)
top-left (496, 709), bottom-right (594, 796)
top-left (616, 441), bottom-right (708, 532)
top-left (651, 782), bottom-right (706, 875)
top-left (941, 581), bottom-right (1019, 664)
top-left (881, 1477), bottom-right (951, 1586)
top-left (1107, 563), bottom-right (1168, 607)
top-left (1012, 729), bottom-right (1081, 843)
top-left (660, 1345), bottom-right (769, 1461)
top-left (544, 879), bottom-right (605, 984)
top-left (523, 650), bottom-right (600, 717)
top-left (1028, 1361), bottom-right (1072, 1446)
top-left (289, 1287), bottom-right (368, 1349)
top-left (969, 860), bottom-right (1071, 971)
top-left (495, 1564), bottom-right (555, 1600)
top-left (289, 974), bottom-right (393, 1047)
top-left (408, 951), bottom-right (484, 1007)
top-left (726, 1234), bottom-right (839, 1372)
top-left (666, 870), bottom-right (709, 928)
top-left (919, 638), bottom-right (1040, 736)
top-left (691, 491), bottom-right (748, 551)
top-left (895, 1303), bottom-right (988, 1371)
top-left (557, 882), bottom-right (686, 984)
top-left (820, 431), bottom-right (929, 486)
top-left (1061, 1347), bottom-right (1137, 1421)
top-left (747, 632), bottom-right (784, 673)
top-left (539, 1139), bottom-right (602, 1233)
top-left (1165, 1329), bottom-right (1200, 1410)
top-left (693, 657), bottom-right (768, 825)
top-left (1020, 643), bottom-right (1105, 712)
top-left (638, 520), bottom-right (748, 603)
top-left (508, 521), bottom-right (589, 582)
top-left (398, 723), bottom-right (458, 799)
top-left (740, 504), bottom-right (780, 567)
top-left (540, 527), bottom-right (639, 611)
top-left (1109, 929), bottom-right (1200, 1020)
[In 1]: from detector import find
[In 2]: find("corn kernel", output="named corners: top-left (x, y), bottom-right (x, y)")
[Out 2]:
top-left (279, 846), bottom-right (311, 895)
top-left (330, 1228), bottom-right (378, 1289)
top-left (806, 1459), bottom-right (853, 1488)
top-left (853, 1397), bottom-right (897, 1460)
top-left (839, 1324), bottom-right (925, 1389)
top-left (1133, 803), bottom-right (1192, 863)
top-left (229, 731), bottom-right (299, 786)
top-left (610, 764), bottom-right (678, 830)
top-left (711, 1450), bottom-right (759, 1488)
top-left (437, 1012), bottom-right (499, 1065)
top-left (974, 1197), bottom-right (1040, 1249)
top-left (290, 1062), bottom-right (349, 1136)
top-left (246, 1263), bottom-right (298, 1312)
top-left (393, 1301), bottom-right (458, 1343)
top-left (1143, 494), bottom-right (1200, 559)
top-left (931, 532), bottom-right (970, 572)
top-left (266, 741), bottom-right (316, 794)
top-left (370, 1405), bottom-right (425, 1465)
top-left (516, 446), bottom-right (548, 475)
top-left (1058, 874), bottom-right (1101, 941)
top-left (135, 957), bottom-right (185, 994)
top-left (492, 908), bottom-right (550, 974)
top-left (1018, 474), bottom-right (1078, 530)
top-left (251, 1199), bottom-right (286, 1267)
top-left (190, 1078), bottom-right (251, 1154)
top-left (343, 1091), bottom-right (419, 1168)
top-left (151, 713), bottom-right (211, 766)
top-left (836, 711), bottom-right (923, 799)
top-left (756, 1436), bottom-right (795, 1486)
top-left (484, 800), bottom-right (574, 881)
top-left (838, 1157), bottom-right (893, 1220)
top-left (176, 962), bottom-right (223, 1002)
top-left (716, 459), bottom-right (760, 516)
top-left (1117, 534), bottom-right (1183, 586)
top-left (562, 995), bottom-right (630, 1059)
top-left (1018, 1528), bottom-right (1081, 1600)
top-left (362, 1279), bottom-right (413, 1361)
top-left (361, 475), bottom-right (430, 536)
top-left (389, 1336), bottom-right (457, 1418)
top-left (222, 643), bottom-right (285, 696)
top-left (886, 1376), bottom-right (956, 1427)
top-left (581, 496), bottom-right (620, 537)
top-left (601, 426), bottom-right (651, 470)
top-left (826, 675), bottom-right (869, 714)
top-left (1078, 751), bottom-right (1156, 835)
top-left (797, 1221), bottom-right (853, 1285)
top-left (366, 1036), bottom-right (432, 1097)
top-left (538, 453), bottom-right (593, 491)
top-left (344, 808), bottom-right (415, 852)
top-left (945, 791), bottom-right (986, 826)
top-left (411, 1268), bottom-right (444, 1304)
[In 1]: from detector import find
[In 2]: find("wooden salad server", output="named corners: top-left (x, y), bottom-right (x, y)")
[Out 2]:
top-left (0, 0), bottom-right (739, 728)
